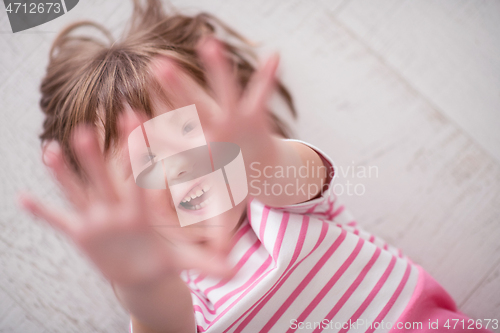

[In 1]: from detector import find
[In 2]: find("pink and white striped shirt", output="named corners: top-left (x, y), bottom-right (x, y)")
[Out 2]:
top-left (130, 141), bottom-right (491, 333)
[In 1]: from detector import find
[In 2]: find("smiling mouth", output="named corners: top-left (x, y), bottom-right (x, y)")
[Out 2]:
top-left (179, 184), bottom-right (213, 211)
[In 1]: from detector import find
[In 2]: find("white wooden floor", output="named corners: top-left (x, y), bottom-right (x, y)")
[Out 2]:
top-left (1, 1), bottom-right (499, 332)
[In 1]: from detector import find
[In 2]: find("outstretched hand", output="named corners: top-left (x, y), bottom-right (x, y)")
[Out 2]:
top-left (151, 36), bottom-right (281, 170)
top-left (19, 112), bottom-right (233, 287)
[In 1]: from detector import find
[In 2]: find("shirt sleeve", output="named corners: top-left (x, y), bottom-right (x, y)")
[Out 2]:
top-left (267, 139), bottom-right (354, 224)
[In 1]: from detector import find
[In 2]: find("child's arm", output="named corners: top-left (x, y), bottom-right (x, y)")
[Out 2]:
top-left (19, 115), bottom-right (232, 333)
top-left (112, 275), bottom-right (195, 333)
top-left (249, 137), bottom-right (327, 207)
top-left (19, 38), bottom-right (320, 333)
top-left (187, 38), bottom-right (328, 208)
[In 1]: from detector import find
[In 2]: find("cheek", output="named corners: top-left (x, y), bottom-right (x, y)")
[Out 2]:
top-left (228, 201), bottom-right (247, 230)
top-left (209, 200), bottom-right (247, 234)
top-left (143, 189), bottom-right (177, 220)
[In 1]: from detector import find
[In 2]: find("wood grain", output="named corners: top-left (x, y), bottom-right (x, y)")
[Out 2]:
top-left (334, 0), bottom-right (500, 162)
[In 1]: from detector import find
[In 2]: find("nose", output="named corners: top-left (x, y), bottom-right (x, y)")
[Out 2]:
top-left (163, 144), bottom-right (214, 186)
top-left (164, 154), bottom-right (196, 185)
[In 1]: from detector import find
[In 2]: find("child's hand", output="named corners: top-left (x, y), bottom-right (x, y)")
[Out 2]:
top-left (151, 37), bottom-right (281, 171)
top-left (18, 113), bottom-right (232, 287)
top-left (153, 38), bottom-right (326, 207)
top-left (199, 37), bottom-right (280, 155)
top-left (150, 37), bottom-right (326, 207)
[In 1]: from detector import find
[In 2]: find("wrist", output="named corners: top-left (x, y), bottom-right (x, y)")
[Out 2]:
top-left (113, 273), bottom-right (194, 332)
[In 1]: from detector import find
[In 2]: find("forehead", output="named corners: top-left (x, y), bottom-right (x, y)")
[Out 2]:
top-left (146, 57), bottom-right (214, 117)
top-left (106, 59), bottom-right (215, 153)
top-left (142, 104), bottom-right (202, 137)
top-left (156, 106), bottom-right (188, 125)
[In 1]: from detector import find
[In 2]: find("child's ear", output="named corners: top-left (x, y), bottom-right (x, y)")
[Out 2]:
top-left (41, 140), bottom-right (61, 166)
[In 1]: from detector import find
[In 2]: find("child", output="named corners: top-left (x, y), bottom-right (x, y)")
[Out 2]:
top-left (19, 0), bottom-right (495, 332)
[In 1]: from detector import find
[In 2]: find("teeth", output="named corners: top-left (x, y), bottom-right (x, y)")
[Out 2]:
top-left (181, 184), bottom-right (211, 203)
top-left (180, 194), bottom-right (213, 210)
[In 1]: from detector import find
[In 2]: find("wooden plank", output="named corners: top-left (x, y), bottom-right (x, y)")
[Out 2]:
top-left (334, 0), bottom-right (500, 162)
top-left (0, 287), bottom-right (48, 333)
top-left (460, 259), bottom-right (500, 325)
top-left (329, 1), bottom-right (500, 322)
top-left (0, 213), bottom-right (130, 333)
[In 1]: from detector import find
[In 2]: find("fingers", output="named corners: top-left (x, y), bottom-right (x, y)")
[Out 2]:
top-left (150, 225), bottom-right (233, 278)
top-left (203, 214), bottom-right (234, 257)
top-left (116, 109), bottom-right (157, 228)
top-left (239, 52), bottom-right (279, 118)
top-left (117, 108), bottom-right (144, 181)
top-left (197, 37), bottom-right (240, 117)
top-left (150, 55), bottom-right (223, 140)
top-left (72, 126), bottom-right (119, 202)
top-left (150, 56), bottom-right (195, 111)
top-left (44, 142), bottom-right (89, 211)
top-left (18, 192), bottom-right (81, 237)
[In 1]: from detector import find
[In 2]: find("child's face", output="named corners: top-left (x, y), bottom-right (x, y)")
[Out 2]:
top-left (134, 105), bottom-right (234, 228)
top-left (110, 67), bottom-right (245, 245)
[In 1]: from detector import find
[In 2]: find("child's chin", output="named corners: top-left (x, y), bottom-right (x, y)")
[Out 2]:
top-left (176, 204), bottom-right (220, 226)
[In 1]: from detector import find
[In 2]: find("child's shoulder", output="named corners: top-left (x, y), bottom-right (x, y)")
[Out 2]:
top-left (246, 138), bottom-right (405, 259)
top-left (252, 139), bottom-right (339, 214)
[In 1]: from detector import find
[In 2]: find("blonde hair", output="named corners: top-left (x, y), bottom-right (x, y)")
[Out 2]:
top-left (39, 0), bottom-right (296, 173)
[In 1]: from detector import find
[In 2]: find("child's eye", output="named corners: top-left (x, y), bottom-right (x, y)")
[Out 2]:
top-left (182, 121), bottom-right (197, 135)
